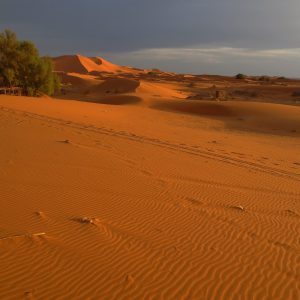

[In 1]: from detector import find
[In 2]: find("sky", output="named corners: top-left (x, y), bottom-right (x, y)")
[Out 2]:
top-left (1, 0), bottom-right (300, 76)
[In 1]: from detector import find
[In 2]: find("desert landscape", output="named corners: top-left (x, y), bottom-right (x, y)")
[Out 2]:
top-left (0, 53), bottom-right (300, 299)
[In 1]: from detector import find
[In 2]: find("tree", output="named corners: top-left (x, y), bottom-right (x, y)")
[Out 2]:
top-left (38, 57), bottom-right (60, 96)
top-left (0, 30), bottom-right (19, 87)
top-left (0, 29), bottom-right (60, 96)
top-left (3, 68), bottom-right (16, 87)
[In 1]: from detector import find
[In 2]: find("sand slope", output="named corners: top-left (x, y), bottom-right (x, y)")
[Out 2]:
top-left (151, 100), bottom-right (300, 136)
top-left (53, 54), bottom-right (141, 75)
top-left (58, 72), bottom-right (188, 105)
top-left (0, 95), bottom-right (300, 299)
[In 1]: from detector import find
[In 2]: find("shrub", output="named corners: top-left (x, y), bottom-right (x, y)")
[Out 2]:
top-left (0, 29), bottom-right (60, 96)
top-left (235, 73), bottom-right (246, 80)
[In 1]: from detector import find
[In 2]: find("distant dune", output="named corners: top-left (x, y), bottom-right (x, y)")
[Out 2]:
top-left (53, 55), bottom-right (188, 105)
top-left (152, 100), bottom-right (300, 136)
top-left (53, 54), bottom-right (300, 107)
top-left (53, 54), bottom-right (141, 75)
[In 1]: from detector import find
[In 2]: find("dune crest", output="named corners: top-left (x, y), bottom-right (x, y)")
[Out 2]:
top-left (53, 54), bottom-right (141, 75)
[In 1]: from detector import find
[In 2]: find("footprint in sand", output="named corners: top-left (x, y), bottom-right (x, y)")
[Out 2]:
top-left (72, 216), bottom-right (100, 225)
top-left (284, 209), bottom-right (300, 218)
top-left (35, 211), bottom-right (47, 219)
top-left (229, 205), bottom-right (245, 212)
top-left (57, 139), bottom-right (70, 144)
top-left (125, 274), bottom-right (135, 286)
top-left (24, 291), bottom-right (35, 299)
top-left (186, 197), bottom-right (203, 206)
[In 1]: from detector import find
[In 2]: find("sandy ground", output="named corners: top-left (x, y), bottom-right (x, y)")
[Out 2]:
top-left (1, 55), bottom-right (300, 299)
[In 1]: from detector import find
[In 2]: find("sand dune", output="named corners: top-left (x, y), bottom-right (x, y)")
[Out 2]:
top-left (137, 81), bottom-right (187, 100)
top-left (59, 76), bottom-right (141, 104)
top-left (59, 72), bottom-right (98, 90)
top-left (1, 54), bottom-right (300, 299)
top-left (151, 100), bottom-right (300, 136)
top-left (53, 55), bottom-right (93, 74)
top-left (85, 95), bottom-right (142, 105)
top-left (0, 94), bottom-right (300, 299)
top-left (90, 78), bottom-right (141, 94)
top-left (54, 54), bottom-right (141, 75)
top-left (58, 70), bottom-right (188, 105)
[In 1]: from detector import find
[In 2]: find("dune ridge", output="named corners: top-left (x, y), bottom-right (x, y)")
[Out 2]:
top-left (53, 54), bottom-right (141, 75)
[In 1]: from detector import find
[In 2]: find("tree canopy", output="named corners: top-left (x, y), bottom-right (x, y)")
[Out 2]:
top-left (0, 29), bottom-right (60, 96)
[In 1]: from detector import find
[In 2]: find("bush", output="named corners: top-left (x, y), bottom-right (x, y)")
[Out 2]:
top-left (235, 73), bottom-right (246, 80)
top-left (0, 29), bottom-right (60, 96)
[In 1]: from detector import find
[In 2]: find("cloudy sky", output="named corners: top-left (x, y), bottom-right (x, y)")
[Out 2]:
top-left (1, 0), bottom-right (300, 76)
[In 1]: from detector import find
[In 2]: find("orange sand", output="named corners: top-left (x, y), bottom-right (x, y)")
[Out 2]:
top-left (54, 55), bottom-right (141, 75)
top-left (0, 55), bottom-right (300, 299)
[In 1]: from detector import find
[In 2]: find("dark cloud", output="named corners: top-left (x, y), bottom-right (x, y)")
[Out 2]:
top-left (1, 0), bottom-right (300, 75)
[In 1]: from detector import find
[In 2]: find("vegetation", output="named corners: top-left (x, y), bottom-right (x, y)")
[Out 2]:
top-left (0, 29), bottom-right (60, 96)
top-left (235, 73), bottom-right (246, 80)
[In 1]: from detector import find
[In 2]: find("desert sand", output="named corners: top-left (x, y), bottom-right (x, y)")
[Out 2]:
top-left (0, 55), bottom-right (300, 299)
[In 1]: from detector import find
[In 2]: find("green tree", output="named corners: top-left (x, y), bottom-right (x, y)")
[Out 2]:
top-left (0, 29), bottom-right (60, 96)
top-left (38, 57), bottom-right (61, 96)
top-left (3, 68), bottom-right (16, 87)
top-left (0, 30), bottom-right (19, 87)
